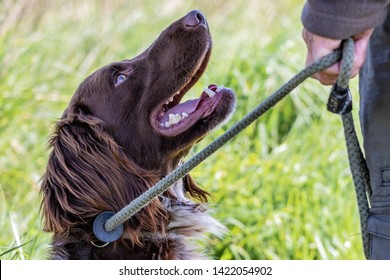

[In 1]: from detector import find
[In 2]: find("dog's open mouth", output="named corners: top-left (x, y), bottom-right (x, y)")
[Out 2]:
top-left (151, 83), bottom-right (229, 137)
top-left (149, 13), bottom-right (235, 138)
top-left (149, 44), bottom-right (233, 138)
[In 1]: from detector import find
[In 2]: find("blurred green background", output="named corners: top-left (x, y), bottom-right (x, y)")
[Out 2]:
top-left (0, 0), bottom-right (365, 259)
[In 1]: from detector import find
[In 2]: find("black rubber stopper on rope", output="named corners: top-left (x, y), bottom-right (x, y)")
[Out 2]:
top-left (93, 211), bottom-right (124, 243)
top-left (327, 83), bottom-right (352, 115)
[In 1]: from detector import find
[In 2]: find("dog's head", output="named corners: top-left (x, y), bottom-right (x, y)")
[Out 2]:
top-left (68, 10), bottom-right (235, 171)
top-left (41, 10), bottom-right (235, 251)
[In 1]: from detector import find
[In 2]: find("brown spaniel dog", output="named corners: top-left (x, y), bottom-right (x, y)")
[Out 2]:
top-left (41, 10), bottom-right (235, 259)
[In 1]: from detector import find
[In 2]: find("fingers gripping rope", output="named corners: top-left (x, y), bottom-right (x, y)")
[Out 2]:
top-left (94, 39), bottom-right (370, 259)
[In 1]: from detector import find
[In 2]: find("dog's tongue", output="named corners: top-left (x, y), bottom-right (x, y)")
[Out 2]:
top-left (158, 92), bottom-right (208, 123)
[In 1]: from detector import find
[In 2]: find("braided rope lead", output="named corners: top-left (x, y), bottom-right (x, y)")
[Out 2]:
top-left (102, 49), bottom-right (342, 233)
top-left (334, 38), bottom-right (371, 259)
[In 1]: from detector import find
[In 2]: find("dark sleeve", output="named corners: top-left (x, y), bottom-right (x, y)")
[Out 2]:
top-left (301, 0), bottom-right (390, 39)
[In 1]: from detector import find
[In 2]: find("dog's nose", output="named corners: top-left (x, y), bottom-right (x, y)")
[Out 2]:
top-left (183, 10), bottom-right (207, 28)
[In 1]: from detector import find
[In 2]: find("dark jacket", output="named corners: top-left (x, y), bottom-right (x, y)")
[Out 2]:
top-left (302, 0), bottom-right (390, 39)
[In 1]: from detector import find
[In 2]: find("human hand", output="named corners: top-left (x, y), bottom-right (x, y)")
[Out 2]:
top-left (302, 28), bottom-right (373, 85)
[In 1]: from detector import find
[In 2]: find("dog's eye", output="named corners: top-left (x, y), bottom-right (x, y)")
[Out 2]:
top-left (115, 74), bottom-right (126, 86)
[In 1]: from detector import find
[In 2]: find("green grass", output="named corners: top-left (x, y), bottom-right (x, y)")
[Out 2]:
top-left (0, 0), bottom-right (365, 259)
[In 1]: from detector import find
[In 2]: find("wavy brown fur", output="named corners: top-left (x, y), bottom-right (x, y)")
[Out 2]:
top-left (42, 107), bottom-right (165, 244)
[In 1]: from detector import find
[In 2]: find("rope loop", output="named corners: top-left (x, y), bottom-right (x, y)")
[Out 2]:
top-left (331, 38), bottom-right (371, 259)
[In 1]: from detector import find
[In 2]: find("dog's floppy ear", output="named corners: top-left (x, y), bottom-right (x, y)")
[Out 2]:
top-left (40, 106), bottom-right (165, 238)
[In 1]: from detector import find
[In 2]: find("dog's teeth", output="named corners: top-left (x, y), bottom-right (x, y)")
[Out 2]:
top-left (168, 113), bottom-right (182, 125)
top-left (162, 113), bottom-right (188, 129)
top-left (164, 96), bottom-right (175, 105)
top-left (204, 87), bottom-right (216, 97)
top-left (216, 85), bottom-right (224, 93)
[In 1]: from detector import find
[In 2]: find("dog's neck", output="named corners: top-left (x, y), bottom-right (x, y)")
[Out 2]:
top-left (50, 178), bottom-right (225, 260)
top-left (140, 179), bottom-right (226, 259)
